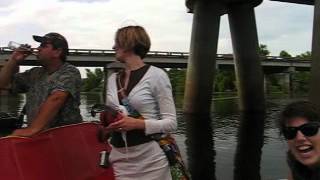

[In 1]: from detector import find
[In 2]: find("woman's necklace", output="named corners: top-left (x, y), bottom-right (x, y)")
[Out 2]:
top-left (117, 70), bottom-right (130, 94)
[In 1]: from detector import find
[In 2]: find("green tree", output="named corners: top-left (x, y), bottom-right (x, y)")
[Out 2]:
top-left (258, 44), bottom-right (270, 56)
top-left (266, 74), bottom-right (282, 93)
top-left (166, 68), bottom-right (186, 95)
top-left (82, 68), bottom-right (104, 92)
top-left (296, 51), bottom-right (311, 60)
top-left (214, 70), bottom-right (236, 92)
top-left (292, 71), bottom-right (310, 95)
top-left (279, 50), bottom-right (292, 58)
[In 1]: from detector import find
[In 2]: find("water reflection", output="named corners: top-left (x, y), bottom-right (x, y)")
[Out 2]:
top-left (0, 92), bottom-right (293, 179)
top-left (0, 94), bottom-right (24, 114)
top-left (80, 92), bottom-right (104, 120)
top-left (184, 113), bottom-right (216, 180)
top-left (233, 111), bottom-right (265, 180)
top-left (213, 98), bottom-right (239, 116)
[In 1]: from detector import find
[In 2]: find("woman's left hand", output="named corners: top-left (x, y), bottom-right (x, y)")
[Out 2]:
top-left (106, 116), bottom-right (145, 132)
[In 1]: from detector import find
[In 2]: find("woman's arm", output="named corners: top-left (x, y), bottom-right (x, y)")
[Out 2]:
top-left (144, 68), bottom-right (177, 135)
top-left (105, 68), bottom-right (177, 133)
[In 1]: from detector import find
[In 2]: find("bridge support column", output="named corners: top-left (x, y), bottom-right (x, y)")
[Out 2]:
top-left (263, 75), bottom-right (269, 95)
top-left (234, 112), bottom-right (265, 180)
top-left (183, 1), bottom-right (223, 114)
top-left (228, 5), bottom-right (265, 112)
top-left (284, 67), bottom-right (295, 96)
top-left (309, 0), bottom-right (320, 108)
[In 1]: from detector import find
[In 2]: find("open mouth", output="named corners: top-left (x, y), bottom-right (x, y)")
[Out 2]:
top-left (297, 145), bottom-right (313, 154)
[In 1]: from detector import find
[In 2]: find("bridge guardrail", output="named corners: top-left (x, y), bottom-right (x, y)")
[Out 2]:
top-left (261, 56), bottom-right (311, 63)
top-left (0, 47), bottom-right (312, 62)
top-left (68, 49), bottom-right (114, 56)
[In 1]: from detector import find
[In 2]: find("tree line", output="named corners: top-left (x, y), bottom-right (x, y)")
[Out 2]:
top-left (259, 44), bottom-right (311, 59)
top-left (82, 44), bottom-right (311, 95)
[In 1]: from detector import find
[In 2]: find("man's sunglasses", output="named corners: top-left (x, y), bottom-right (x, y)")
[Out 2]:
top-left (283, 122), bottom-right (320, 140)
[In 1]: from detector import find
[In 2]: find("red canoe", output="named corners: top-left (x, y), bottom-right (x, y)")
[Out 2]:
top-left (0, 122), bottom-right (114, 180)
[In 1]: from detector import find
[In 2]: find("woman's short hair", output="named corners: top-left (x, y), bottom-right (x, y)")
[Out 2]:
top-left (115, 26), bottom-right (151, 59)
top-left (278, 101), bottom-right (320, 135)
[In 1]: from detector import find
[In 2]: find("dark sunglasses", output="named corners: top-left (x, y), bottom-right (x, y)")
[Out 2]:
top-left (283, 122), bottom-right (320, 140)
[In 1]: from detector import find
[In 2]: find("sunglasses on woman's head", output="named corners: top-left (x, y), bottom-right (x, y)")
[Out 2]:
top-left (283, 122), bottom-right (320, 140)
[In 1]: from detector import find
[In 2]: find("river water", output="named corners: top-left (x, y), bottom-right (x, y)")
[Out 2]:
top-left (0, 92), bottom-right (300, 180)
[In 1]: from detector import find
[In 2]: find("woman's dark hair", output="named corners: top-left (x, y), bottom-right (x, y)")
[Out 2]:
top-left (278, 101), bottom-right (320, 135)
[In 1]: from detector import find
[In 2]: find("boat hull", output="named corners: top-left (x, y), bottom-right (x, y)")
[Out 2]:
top-left (0, 122), bottom-right (114, 180)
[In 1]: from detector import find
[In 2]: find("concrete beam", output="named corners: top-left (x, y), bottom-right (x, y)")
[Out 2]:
top-left (186, 0), bottom-right (262, 13)
top-left (270, 0), bottom-right (314, 5)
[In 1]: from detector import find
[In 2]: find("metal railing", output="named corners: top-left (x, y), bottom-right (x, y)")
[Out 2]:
top-left (0, 47), bottom-right (312, 62)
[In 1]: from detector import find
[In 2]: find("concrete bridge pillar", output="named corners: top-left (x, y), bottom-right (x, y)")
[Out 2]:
top-left (183, 1), bottom-right (224, 114)
top-left (263, 75), bottom-right (269, 95)
top-left (215, 63), bottom-right (220, 71)
top-left (284, 67), bottom-right (295, 96)
top-left (228, 5), bottom-right (265, 112)
top-left (234, 112), bottom-right (265, 180)
top-left (309, 0), bottom-right (320, 108)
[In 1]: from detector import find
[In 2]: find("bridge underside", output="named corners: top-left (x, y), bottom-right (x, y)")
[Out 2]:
top-left (217, 64), bottom-right (310, 74)
top-left (270, 0), bottom-right (314, 5)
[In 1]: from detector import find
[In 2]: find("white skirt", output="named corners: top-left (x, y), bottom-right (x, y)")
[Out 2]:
top-left (109, 141), bottom-right (172, 180)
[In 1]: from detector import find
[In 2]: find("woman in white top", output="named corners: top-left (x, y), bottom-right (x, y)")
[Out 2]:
top-left (105, 25), bottom-right (177, 180)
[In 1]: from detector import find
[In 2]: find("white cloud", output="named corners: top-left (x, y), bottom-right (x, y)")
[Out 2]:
top-left (59, 0), bottom-right (110, 2)
top-left (0, 0), bottom-right (315, 57)
top-left (0, 0), bottom-right (192, 52)
top-left (0, 0), bottom-right (18, 7)
top-left (255, 1), bottom-right (313, 55)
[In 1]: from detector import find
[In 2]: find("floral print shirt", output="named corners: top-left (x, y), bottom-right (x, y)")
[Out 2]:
top-left (11, 63), bottom-right (83, 127)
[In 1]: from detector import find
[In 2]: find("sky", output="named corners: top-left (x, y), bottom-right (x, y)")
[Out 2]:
top-left (0, 0), bottom-right (315, 76)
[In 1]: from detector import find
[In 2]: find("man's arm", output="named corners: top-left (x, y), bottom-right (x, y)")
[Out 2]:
top-left (0, 50), bottom-right (29, 89)
top-left (11, 91), bottom-right (69, 137)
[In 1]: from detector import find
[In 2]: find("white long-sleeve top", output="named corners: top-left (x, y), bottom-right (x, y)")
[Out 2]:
top-left (106, 65), bottom-right (177, 135)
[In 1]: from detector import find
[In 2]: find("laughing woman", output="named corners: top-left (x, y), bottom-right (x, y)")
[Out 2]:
top-left (105, 25), bottom-right (177, 180)
top-left (278, 101), bottom-right (320, 180)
